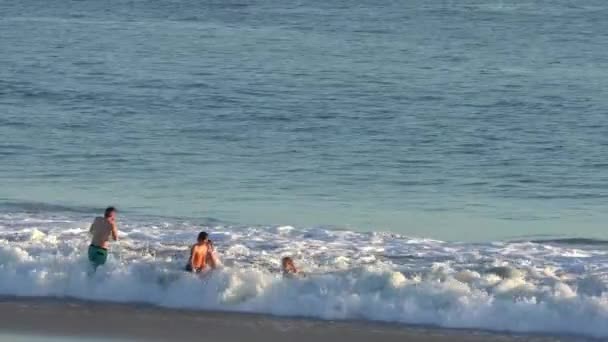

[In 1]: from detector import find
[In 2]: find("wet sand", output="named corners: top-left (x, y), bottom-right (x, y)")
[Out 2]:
top-left (0, 297), bottom-right (582, 342)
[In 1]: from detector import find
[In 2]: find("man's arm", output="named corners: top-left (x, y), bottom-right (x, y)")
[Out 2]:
top-left (110, 222), bottom-right (118, 241)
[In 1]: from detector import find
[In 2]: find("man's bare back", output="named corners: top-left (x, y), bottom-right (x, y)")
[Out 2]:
top-left (189, 243), bottom-right (210, 271)
top-left (90, 212), bottom-right (118, 249)
top-left (186, 231), bottom-right (218, 272)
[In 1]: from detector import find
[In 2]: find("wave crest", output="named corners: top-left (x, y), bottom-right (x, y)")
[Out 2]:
top-left (0, 213), bottom-right (607, 338)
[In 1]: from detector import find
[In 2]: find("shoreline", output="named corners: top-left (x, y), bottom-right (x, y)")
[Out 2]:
top-left (0, 296), bottom-right (592, 342)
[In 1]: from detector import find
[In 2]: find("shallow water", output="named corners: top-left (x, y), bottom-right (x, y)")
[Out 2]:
top-left (0, 212), bottom-right (607, 338)
top-left (1, 0), bottom-right (607, 240)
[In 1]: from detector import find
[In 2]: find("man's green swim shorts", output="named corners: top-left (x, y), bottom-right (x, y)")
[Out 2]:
top-left (88, 244), bottom-right (108, 267)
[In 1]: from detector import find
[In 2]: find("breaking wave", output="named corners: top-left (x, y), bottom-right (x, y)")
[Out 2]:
top-left (0, 212), bottom-right (607, 338)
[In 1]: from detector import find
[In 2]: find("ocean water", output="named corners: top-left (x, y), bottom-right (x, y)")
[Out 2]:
top-left (1, 214), bottom-right (608, 338)
top-left (0, 334), bottom-right (120, 342)
top-left (1, 0), bottom-right (608, 338)
top-left (1, 0), bottom-right (607, 240)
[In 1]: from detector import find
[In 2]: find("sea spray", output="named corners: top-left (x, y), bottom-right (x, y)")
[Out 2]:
top-left (0, 213), bottom-right (607, 338)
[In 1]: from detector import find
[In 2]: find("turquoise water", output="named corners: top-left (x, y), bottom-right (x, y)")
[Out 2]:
top-left (1, 0), bottom-right (607, 240)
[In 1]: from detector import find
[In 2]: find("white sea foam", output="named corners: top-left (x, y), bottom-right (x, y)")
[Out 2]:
top-left (0, 213), bottom-right (607, 338)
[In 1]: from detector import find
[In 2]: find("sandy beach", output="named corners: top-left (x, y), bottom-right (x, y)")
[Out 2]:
top-left (0, 297), bottom-right (587, 342)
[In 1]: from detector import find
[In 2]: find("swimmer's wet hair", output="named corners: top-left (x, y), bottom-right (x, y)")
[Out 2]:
top-left (104, 206), bottom-right (116, 218)
top-left (198, 231), bottom-right (209, 242)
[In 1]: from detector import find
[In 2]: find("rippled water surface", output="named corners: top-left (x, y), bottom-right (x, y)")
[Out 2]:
top-left (1, 0), bottom-right (607, 240)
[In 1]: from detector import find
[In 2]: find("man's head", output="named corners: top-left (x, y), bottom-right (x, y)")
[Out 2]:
top-left (104, 206), bottom-right (117, 221)
top-left (197, 231), bottom-right (209, 243)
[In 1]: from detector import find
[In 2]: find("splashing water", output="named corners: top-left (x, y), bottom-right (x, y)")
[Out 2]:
top-left (0, 212), bottom-right (607, 338)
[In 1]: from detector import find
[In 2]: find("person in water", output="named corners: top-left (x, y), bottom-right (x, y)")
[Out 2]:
top-left (281, 256), bottom-right (298, 276)
top-left (186, 231), bottom-right (219, 272)
top-left (88, 206), bottom-right (119, 269)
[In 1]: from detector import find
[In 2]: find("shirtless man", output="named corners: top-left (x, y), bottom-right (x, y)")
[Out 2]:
top-left (186, 231), bottom-right (218, 272)
top-left (88, 207), bottom-right (118, 269)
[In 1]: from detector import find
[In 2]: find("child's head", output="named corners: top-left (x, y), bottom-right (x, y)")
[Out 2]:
top-left (281, 257), bottom-right (296, 273)
top-left (281, 257), bottom-right (292, 267)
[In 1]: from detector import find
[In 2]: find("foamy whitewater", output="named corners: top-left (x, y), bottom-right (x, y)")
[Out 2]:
top-left (1, 212), bottom-right (607, 338)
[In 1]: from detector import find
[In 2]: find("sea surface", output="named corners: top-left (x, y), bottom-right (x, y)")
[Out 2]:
top-left (1, 0), bottom-right (608, 338)
top-left (0, 334), bottom-right (119, 342)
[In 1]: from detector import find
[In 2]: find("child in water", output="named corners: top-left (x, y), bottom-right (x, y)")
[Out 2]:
top-left (281, 256), bottom-right (298, 277)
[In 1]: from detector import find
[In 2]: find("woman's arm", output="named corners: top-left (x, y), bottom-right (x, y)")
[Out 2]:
top-left (207, 243), bottom-right (220, 269)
